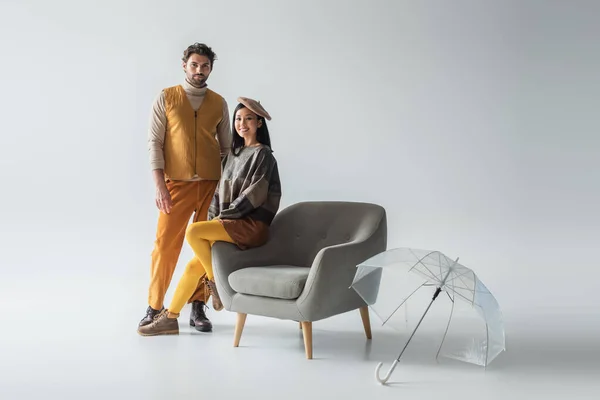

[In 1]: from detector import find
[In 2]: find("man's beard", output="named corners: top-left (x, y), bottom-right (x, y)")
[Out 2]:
top-left (189, 74), bottom-right (206, 87)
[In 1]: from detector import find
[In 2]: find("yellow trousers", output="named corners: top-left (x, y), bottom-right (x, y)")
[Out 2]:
top-left (168, 219), bottom-right (235, 314)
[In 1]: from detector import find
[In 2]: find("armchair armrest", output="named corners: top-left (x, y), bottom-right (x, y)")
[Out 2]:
top-left (296, 222), bottom-right (386, 321)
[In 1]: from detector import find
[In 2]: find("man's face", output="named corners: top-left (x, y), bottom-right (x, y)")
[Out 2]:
top-left (183, 54), bottom-right (212, 87)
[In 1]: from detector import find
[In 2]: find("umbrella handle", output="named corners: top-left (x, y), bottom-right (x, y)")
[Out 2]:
top-left (373, 283), bottom-right (446, 385)
top-left (375, 360), bottom-right (399, 384)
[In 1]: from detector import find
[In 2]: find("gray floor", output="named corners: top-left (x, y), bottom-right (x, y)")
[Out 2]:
top-left (1, 270), bottom-right (598, 400)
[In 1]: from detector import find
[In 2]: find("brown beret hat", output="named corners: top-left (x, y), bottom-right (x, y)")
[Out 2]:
top-left (237, 96), bottom-right (272, 121)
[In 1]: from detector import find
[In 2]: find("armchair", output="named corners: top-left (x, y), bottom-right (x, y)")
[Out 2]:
top-left (211, 201), bottom-right (387, 359)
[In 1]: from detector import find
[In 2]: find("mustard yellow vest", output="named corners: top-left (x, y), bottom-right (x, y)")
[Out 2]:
top-left (163, 85), bottom-right (224, 180)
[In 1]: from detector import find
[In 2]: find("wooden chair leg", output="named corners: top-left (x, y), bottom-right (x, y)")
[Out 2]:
top-left (359, 306), bottom-right (372, 340)
top-left (300, 321), bottom-right (313, 359)
top-left (233, 313), bottom-right (247, 347)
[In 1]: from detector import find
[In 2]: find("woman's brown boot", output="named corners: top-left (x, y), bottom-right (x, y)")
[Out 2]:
top-left (206, 277), bottom-right (224, 311)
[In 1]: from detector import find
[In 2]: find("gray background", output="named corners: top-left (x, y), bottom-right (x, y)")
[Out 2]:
top-left (0, 0), bottom-right (598, 398)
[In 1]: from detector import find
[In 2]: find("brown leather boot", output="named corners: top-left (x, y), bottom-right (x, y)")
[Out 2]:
top-left (206, 278), bottom-right (223, 311)
top-left (137, 309), bottom-right (179, 336)
top-left (138, 305), bottom-right (164, 327)
top-left (190, 301), bottom-right (212, 332)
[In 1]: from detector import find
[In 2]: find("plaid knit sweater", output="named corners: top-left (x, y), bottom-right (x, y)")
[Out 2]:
top-left (208, 145), bottom-right (281, 224)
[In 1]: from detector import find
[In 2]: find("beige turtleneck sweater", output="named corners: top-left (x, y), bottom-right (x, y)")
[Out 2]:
top-left (147, 79), bottom-right (231, 179)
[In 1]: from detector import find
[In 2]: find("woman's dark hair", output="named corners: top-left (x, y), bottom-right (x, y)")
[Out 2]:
top-left (231, 103), bottom-right (272, 156)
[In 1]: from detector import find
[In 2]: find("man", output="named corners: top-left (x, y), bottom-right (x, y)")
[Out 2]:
top-left (140, 42), bottom-right (231, 332)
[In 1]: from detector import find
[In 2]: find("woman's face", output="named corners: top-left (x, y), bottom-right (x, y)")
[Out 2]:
top-left (235, 107), bottom-right (262, 143)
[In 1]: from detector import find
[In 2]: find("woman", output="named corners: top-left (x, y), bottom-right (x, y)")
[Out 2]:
top-left (138, 97), bottom-right (282, 336)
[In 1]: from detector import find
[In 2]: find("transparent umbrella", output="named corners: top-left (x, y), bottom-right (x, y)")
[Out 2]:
top-left (350, 248), bottom-right (505, 384)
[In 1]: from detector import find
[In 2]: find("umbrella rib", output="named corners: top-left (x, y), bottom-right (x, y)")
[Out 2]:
top-left (436, 292), bottom-right (455, 361)
top-left (451, 268), bottom-right (474, 281)
top-left (461, 273), bottom-right (477, 302)
top-left (415, 269), bottom-right (441, 286)
top-left (446, 289), bottom-right (473, 305)
top-left (380, 281), bottom-right (428, 326)
top-left (408, 249), bottom-right (442, 281)
top-left (446, 271), bottom-right (476, 300)
top-left (412, 262), bottom-right (441, 282)
top-left (413, 268), bottom-right (441, 283)
top-left (453, 290), bottom-right (476, 303)
top-left (442, 278), bottom-right (473, 291)
top-left (456, 274), bottom-right (473, 295)
top-left (446, 276), bottom-right (469, 287)
top-left (446, 281), bottom-right (491, 295)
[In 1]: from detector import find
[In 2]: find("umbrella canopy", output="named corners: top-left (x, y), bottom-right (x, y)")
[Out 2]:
top-left (351, 248), bottom-right (505, 383)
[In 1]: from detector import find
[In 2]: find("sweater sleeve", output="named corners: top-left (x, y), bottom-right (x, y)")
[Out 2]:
top-left (208, 154), bottom-right (229, 220)
top-left (219, 150), bottom-right (273, 219)
top-left (207, 189), bottom-right (219, 221)
top-left (147, 91), bottom-right (167, 171)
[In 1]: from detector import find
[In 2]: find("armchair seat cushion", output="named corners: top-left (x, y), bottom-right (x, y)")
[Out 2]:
top-left (228, 266), bottom-right (310, 300)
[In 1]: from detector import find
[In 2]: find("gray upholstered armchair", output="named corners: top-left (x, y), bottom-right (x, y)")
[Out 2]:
top-left (211, 201), bottom-right (387, 359)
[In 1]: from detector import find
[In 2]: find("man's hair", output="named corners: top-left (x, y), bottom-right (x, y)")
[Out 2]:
top-left (182, 43), bottom-right (217, 67)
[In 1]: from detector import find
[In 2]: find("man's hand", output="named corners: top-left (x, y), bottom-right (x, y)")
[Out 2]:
top-left (152, 169), bottom-right (172, 214)
top-left (155, 182), bottom-right (172, 214)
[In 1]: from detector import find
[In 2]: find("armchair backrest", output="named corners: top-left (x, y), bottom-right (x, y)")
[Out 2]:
top-left (267, 201), bottom-right (387, 267)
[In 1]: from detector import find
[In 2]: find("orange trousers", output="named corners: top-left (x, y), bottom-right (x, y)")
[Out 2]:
top-left (147, 179), bottom-right (218, 310)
